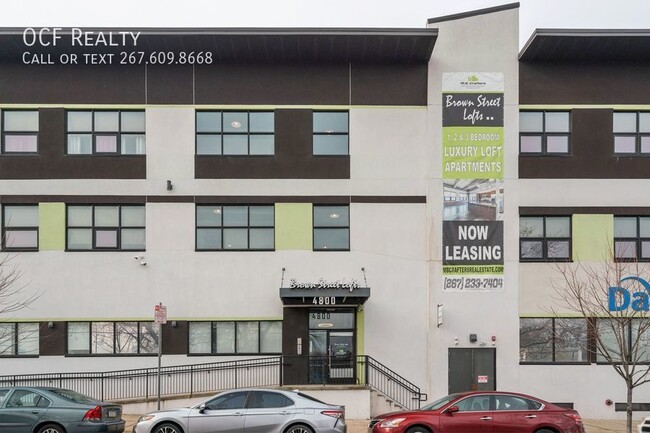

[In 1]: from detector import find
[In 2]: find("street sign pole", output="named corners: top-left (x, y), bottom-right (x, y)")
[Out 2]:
top-left (154, 302), bottom-right (167, 410)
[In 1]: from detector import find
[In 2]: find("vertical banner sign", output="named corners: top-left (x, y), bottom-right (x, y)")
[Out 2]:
top-left (442, 73), bottom-right (504, 291)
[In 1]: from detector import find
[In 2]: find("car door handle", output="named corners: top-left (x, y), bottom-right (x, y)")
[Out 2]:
top-left (234, 412), bottom-right (245, 416)
top-left (480, 416), bottom-right (492, 421)
top-left (280, 411), bottom-right (291, 415)
top-left (32, 410), bottom-right (40, 414)
top-left (524, 415), bottom-right (537, 419)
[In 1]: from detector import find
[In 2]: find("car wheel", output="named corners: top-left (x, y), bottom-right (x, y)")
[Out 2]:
top-left (405, 427), bottom-right (432, 433)
top-left (285, 424), bottom-right (314, 433)
top-left (37, 425), bottom-right (65, 433)
top-left (153, 423), bottom-right (184, 433)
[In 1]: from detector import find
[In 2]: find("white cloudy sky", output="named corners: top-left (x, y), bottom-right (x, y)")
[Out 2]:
top-left (2, 0), bottom-right (649, 47)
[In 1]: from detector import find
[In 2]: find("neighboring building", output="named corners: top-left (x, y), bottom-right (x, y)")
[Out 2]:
top-left (1, 3), bottom-right (649, 419)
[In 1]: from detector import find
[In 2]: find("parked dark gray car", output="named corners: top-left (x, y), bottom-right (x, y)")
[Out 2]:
top-left (133, 388), bottom-right (346, 433)
top-left (0, 386), bottom-right (125, 433)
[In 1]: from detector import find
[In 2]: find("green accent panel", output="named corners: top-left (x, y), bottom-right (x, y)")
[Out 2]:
top-left (275, 203), bottom-right (312, 250)
top-left (39, 203), bottom-right (65, 250)
top-left (573, 214), bottom-right (613, 261)
top-left (356, 308), bottom-right (364, 356)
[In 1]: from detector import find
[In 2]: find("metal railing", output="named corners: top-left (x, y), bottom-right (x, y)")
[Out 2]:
top-left (0, 355), bottom-right (426, 410)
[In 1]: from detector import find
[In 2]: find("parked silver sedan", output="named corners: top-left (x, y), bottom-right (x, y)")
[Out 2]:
top-left (133, 388), bottom-right (346, 433)
top-left (0, 386), bottom-right (125, 433)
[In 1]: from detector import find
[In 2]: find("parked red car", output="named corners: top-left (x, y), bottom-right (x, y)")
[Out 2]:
top-left (368, 391), bottom-right (585, 433)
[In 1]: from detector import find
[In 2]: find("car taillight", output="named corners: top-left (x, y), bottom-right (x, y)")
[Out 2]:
top-left (564, 413), bottom-right (583, 423)
top-left (321, 409), bottom-right (344, 419)
top-left (83, 406), bottom-right (103, 421)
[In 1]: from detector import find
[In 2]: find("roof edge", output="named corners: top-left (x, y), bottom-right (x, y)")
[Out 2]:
top-left (427, 2), bottom-right (519, 25)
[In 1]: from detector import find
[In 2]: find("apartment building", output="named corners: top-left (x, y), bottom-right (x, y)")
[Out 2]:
top-left (0, 3), bottom-right (649, 419)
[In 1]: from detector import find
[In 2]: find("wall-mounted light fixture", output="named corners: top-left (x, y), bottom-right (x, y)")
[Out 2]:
top-left (47, 321), bottom-right (54, 329)
top-left (167, 180), bottom-right (173, 191)
top-left (171, 321), bottom-right (177, 328)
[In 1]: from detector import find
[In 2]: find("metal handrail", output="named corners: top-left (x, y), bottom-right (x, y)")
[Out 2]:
top-left (0, 355), bottom-right (425, 409)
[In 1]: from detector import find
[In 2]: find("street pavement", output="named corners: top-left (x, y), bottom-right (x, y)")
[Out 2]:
top-left (123, 414), bottom-right (634, 432)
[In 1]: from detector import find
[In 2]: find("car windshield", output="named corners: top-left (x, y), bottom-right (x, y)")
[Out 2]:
top-left (48, 388), bottom-right (97, 404)
top-left (420, 394), bottom-right (461, 411)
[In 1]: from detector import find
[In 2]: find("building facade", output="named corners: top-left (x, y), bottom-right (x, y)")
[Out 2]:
top-left (1, 3), bottom-right (649, 419)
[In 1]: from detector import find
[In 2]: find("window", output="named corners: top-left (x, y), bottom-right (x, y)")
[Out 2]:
top-left (66, 321), bottom-right (158, 355)
top-left (2, 205), bottom-right (38, 251)
top-left (196, 205), bottom-right (274, 251)
top-left (519, 216), bottom-right (571, 261)
top-left (66, 205), bottom-right (145, 251)
top-left (313, 111), bottom-right (348, 155)
top-left (0, 322), bottom-right (39, 356)
top-left (614, 216), bottom-right (650, 261)
top-left (248, 391), bottom-right (293, 409)
top-left (613, 112), bottom-right (650, 155)
top-left (519, 111), bottom-right (570, 154)
top-left (66, 110), bottom-right (145, 155)
top-left (313, 205), bottom-right (349, 251)
top-left (454, 395), bottom-right (490, 412)
top-left (1, 110), bottom-right (39, 153)
top-left (188, 320), bottom-right (282, 355)
top-left (519, 318), bottom-right (588, 363)
top-left (494, 395), bottom-right (542, 411)
top-left (6, 390), bottom-right (50, 408)
top-left (596, 318), bottom-right (650, 363)
top-left (196, 111), bottom-right (274, 155)
top-left (204, 391), bottom-right (249, 410)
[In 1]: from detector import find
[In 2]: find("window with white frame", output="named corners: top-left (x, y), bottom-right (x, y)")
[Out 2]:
top-left (614, 216), bottom-right (650, 261)
top-left (66, 110), bottom-right (145, 155)
top-left (0, 322), bottom-right (39, 356)
top-left (313, 205), bottom-right (349, 251)
top-left (196, 205), bottom-right (274, 251)
top-left (519, 216), bottom-right (571, 261)
top-left (66, 205), bottom-right (145, 251)
top-left (613, 112), bottom-right (650, 155)
top-left (196, 111), bottom-right (274, 155)
top-left (2, 205), bottom-right (38, 251)
top-left (519, 111), bottom-right (570, 154)
top-left (1, 110), bottom-right (39, 154)
top-left (188, 320), bottom-right (282, 354)
top-left (66, 321), bottom-right (158, 355)
top-left (313, 111), bottom-right (349, 155)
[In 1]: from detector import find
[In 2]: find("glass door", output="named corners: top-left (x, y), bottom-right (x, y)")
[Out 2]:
top-left (308, 309), bottom-right (355, 384)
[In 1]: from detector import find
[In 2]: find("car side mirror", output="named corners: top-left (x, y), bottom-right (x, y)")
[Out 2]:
top-left (445, 406), bottom-right (460, 415)
top-left (199, 403), bottom-right (207, 414)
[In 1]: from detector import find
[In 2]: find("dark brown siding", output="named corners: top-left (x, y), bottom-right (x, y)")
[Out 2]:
top-left (520, 62), bottom-right (650, 105)
top-left (519, 109), bottom-right (650, 179)
top-left (351, 64), bottom-right (428, 106)
top-left (40, 321), bottom-right (65, 356)
top-left (195, 109), bottom-right (350, 179)
top-left (0, 108), bottom-right (147, 179)
top-left (162, 321), bottom-right (188, 355)
top-left (147, 64), bottom-right (194, 104)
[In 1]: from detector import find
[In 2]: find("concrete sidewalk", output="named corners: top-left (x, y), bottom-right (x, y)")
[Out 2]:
top-left (123, 414), bottom-right (634, 432)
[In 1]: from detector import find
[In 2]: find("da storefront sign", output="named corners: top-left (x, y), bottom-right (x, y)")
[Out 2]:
top-left (609, 276), bottom-right (650, 312)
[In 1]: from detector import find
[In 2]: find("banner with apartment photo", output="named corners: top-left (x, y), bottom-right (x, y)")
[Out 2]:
top-left (442, 72), bottom-right (504, 291)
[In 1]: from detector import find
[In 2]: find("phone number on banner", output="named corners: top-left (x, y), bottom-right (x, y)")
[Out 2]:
top-left (443, 276), bottom-right (504, 291)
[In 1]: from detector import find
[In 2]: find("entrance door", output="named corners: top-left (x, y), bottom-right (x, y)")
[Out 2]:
top-left (448, 348), bottom-right (496, 394)
top-left (308, 309), bottom-right (355, 384)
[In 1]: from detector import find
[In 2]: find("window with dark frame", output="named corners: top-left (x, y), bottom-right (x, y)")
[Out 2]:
top-left (519, 216), bottom-right (571, 261)
top-left (66, 110), bottom-right (145, 155)
top-left (1, 110), bottom-right (39, 154)
top-left (66, 321), bottom-right (159, 355)
top-left (519, 111), bottom-right (570, 155)
top-left (0, 322), bottom-right (39, 356)
top-left (195, 205), bottom-right (274, 251)
top-left (614, 216), bottom-right (650, 261)
top-left (313, 205), bottom-right (350, 251)
top-left (613, 112), bottom-right (650, 155)
top-left (596, 318), bottom-right (650, 364)
top-left (313, 111), bottom-right (349, 155)
top-left (66, 205), bottom-right (145, 251)
top-left (188, 320), bottom-right (282, 355)
top-left (519, 318), bottom-right (588, 364)
top-left (2, 205), bottom-right (39, 251)
top-left (196, 111), bottom-right (274, 155)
